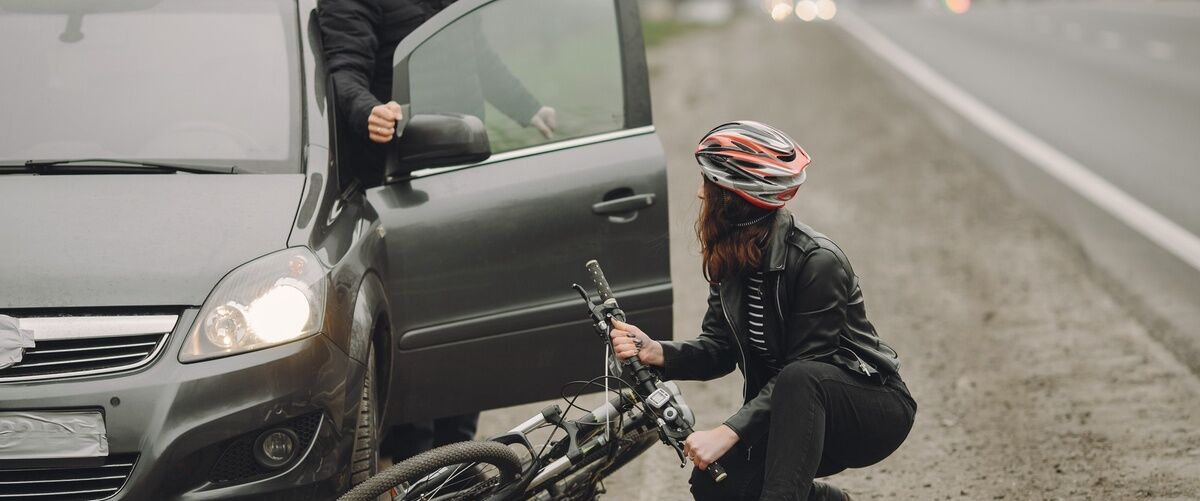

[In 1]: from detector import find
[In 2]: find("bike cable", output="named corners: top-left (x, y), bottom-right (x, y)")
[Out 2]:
top-left (604, 332), bottom-right (611, 441)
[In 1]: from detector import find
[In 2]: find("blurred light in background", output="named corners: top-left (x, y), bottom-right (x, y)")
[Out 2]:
top-left (945, 0), bottom-right (970, 15)
top-left (758, 0), bottom-right (836, 23)
top-left (815, 0), bottom-right (837, 20)
top-left (771, 0), bottom-right (794, 21)
top-left (795, 0), bottom-right (816, 21)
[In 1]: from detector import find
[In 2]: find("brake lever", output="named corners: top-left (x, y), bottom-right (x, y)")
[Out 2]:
top-left (666, 436), bottom-right (688, 465)
top-left (573, 283), bottom-right (612, 328)
top-left (572, 283), bottom-right (595, 310)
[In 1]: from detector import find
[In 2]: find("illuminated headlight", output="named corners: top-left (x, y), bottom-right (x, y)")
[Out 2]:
top-left (180, 248), bottom-right (328, 362)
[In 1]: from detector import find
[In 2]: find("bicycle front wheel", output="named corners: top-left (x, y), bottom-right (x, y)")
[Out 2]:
top-left (338, 440), bottom-right (523, 501)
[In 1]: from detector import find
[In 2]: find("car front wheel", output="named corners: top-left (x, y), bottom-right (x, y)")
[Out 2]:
top-left (350, 344), bottom-right (379, 486)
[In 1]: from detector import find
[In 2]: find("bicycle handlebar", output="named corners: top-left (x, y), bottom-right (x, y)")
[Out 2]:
top-left (585, 259), bottom-right (615, 303)
top-left (584, 260), bottom-right (727, 483)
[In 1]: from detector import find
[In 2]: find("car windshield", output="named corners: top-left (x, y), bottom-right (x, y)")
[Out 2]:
top-left (0, 0), bottom-right (301, 174)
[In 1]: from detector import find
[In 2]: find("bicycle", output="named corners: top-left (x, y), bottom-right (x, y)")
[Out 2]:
top-left (339, 260), bottom-right (727, 501)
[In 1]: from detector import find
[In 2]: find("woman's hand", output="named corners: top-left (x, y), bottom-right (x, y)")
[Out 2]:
top-left (609, 319), bottom-right (664, 367)
top-left (683, 425), bottom-right (739, 471)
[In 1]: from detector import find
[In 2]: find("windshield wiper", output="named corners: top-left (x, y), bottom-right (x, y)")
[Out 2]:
top-left (4, 158), bottom-right (238, 174)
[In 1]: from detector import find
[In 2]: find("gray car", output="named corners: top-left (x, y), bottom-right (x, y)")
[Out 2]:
top-left (0, 0), bottom-right (672, 499)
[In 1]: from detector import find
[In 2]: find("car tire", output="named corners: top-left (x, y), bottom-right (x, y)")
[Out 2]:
top-left (350, 343), bottom-right (379, 486)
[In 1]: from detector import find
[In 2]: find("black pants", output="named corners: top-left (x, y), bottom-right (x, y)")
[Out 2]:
top-left (379, 412), bottom-right (480, 462)
top-left (690, 361), bottom-right (916, 501)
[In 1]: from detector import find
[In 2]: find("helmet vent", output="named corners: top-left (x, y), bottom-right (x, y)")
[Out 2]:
top-left (730, 141), bottom-right (756, 154)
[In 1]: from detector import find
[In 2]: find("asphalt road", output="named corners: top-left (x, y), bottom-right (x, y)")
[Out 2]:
top-left (852, 0), bottom-right (1200, 235)
top-left (479, 11), bottom-right (1200, 500)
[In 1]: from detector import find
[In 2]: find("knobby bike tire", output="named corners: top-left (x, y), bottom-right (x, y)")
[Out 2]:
top-left (337, 440), bottom-right (522, 501)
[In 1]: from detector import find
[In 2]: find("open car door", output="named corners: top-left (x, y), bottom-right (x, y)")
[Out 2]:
top-left (367, 0), bottom-right (672, 424)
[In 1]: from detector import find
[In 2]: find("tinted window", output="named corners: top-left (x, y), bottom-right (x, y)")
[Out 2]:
top-left (0, 0), bottom-right (301, 173)
top-left (407, 0), bottom-right (624, 155)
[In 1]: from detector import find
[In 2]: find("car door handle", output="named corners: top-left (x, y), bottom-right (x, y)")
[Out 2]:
top-left (592, 193), bottom-right (655, 215)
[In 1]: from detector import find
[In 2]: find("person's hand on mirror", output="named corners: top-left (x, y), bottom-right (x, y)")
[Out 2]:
top-left (368, 101), bottom-right (403, 144)
top-left (530, 106), bottom-right (557, 139)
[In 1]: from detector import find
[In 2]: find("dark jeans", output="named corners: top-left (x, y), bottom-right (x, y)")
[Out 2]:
top-left (379, 412), bottom-right (480, 462)
top-left (690, 361), bottom-right (916, 501)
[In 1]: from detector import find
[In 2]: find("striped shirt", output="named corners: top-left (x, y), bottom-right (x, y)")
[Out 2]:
top-left (745, 270), bottom-right (781, 373)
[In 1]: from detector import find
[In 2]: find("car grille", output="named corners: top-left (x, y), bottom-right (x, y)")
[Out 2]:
top-left (0, 315), bottom-right (177, 383)
top-left (0, 454), bottom-right (138, 500)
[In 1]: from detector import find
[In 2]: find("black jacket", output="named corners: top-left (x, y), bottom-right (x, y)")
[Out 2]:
top-left (318, 0), bottom-right (450, 138)
top-left (318, 0), bottom-right (542, 184)
top-left (659, 210), bottom-right (902, 445)
top-left (317, 0), bottom-right (540, 138)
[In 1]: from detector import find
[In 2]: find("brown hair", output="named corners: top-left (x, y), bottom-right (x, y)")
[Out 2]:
top-left (697, 180), bottom-right (775, 284)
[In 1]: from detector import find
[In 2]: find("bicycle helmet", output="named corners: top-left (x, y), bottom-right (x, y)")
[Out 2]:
top-left (695, 120), bottom-right (810, 209)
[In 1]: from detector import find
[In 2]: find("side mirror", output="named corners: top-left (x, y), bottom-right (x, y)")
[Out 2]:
top-left (384, 113), bottom-right (491, 183)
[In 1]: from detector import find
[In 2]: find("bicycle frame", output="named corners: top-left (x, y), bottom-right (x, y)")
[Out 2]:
top-left (516, 381), bottom-right (694, 490)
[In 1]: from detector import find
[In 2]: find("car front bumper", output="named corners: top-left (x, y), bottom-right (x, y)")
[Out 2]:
top-left (0, 309), bottom-right (363, 501)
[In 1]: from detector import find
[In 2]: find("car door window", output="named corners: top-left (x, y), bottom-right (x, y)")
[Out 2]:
top-left (407, 0), bottom-right (624, 154)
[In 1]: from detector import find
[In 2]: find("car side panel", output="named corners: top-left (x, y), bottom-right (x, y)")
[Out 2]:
top-left (368, 132), bottom-right (671, 423)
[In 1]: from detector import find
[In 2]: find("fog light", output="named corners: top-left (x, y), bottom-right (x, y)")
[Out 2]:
top-left (253, 428), bottom-right (298, 469)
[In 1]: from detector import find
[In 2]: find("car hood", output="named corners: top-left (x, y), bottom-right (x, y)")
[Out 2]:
top-left (0, 174), bottom-right (306, 309)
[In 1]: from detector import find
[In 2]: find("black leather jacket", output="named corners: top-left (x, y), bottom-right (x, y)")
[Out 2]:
top-left (318, 0), bottom-right (453, 138)
top-left (659, 210), bottom-right (901, 445)
top-left (318, 0), bottom-right (540, 138)
top-left (318, 0), bottom-right (542, 182)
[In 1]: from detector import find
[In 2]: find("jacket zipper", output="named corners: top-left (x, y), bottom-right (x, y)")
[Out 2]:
top-left (774, 273), bottom-right (787, 365)
top-left (720, 286), bottom-right (754, 462)
top-left (773, 273), bottom-right (785, 326)
top-left (745, 274), bottom-right (786, 461)
top-left (852, 348), bottom-right (875, 375)
top-left (718, 288), bottom-right (749, 403)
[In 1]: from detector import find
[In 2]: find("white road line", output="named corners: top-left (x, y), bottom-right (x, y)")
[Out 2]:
top-left (836, 10), bottom-right (1200, 273)
top-left (1146, 40), bottom-right (1175, 61)
top-left (1099, 30), bottom-right (1123, 51)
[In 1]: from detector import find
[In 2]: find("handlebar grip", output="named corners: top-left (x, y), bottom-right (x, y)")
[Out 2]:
top-left (707, 461), bottom-right (728, 482)
top-left (585, 260), bottom-right (616, 303)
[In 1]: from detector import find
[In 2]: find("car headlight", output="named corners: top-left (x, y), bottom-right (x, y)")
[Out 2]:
top-left (180, 248), bottom-right (328, 362)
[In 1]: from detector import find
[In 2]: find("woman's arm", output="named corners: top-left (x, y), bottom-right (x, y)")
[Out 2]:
top-left (658, 284), bottom-right (740, 381)
top-left (470, 24), bottom-right (543, 127)
top-left (722, 248), bottom-right (850, 444)
top-left (610, 284), bottom-right (738, 381)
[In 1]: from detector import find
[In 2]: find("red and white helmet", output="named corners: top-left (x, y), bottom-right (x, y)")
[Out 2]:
top-left (695, 121), bottom-right (810, 209)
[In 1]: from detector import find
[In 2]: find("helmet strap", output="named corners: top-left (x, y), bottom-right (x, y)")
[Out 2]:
top-left (733, 211), bottom-right (774, 228)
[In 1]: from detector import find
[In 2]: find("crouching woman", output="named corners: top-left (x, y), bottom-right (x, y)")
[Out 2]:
top-left (610, 121), bottom-right (917, 500)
